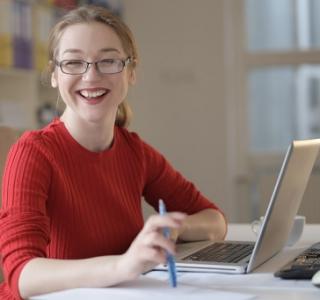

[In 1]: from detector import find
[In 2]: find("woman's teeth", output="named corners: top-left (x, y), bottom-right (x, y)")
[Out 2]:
top-left (80, 89), bottom-right (107, 98)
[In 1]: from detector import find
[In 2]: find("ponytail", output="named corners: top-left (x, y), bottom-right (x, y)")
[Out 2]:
top-left (115, 100), bottom-right (132, 128)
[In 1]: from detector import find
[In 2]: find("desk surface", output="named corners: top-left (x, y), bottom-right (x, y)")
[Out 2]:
top-left (31, 224), bottom-right (320, 300)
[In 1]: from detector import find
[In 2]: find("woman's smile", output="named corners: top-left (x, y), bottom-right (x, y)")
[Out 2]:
top-left (77, 88), bottom-right (111, 105)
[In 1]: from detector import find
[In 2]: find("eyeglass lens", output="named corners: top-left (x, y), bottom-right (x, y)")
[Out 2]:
top-left (60, 59), bottom-right (127, 74)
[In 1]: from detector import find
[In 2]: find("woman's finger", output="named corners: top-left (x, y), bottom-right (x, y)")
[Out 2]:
top-left (142, 231), bottom-right (177, 255)
top-left (143, 212), bottom-right (187, 234)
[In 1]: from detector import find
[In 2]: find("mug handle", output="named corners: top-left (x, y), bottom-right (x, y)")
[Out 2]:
top-left (251, 219), bottom-right (262, 235)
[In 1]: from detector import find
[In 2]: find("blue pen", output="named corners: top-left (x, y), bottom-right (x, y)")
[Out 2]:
top-left (158, 199), bottom-right (177, 288)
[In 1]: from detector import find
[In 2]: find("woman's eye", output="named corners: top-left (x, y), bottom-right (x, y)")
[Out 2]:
top-left (64, 60), bottom-right (83, 66)
top-left (100, 59), bottom-right (117, 65)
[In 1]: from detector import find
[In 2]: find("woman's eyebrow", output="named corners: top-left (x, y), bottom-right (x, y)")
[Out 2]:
top-left (100, 48), bottom-right (121, 54)
top-left (62, 48), bottom-right (83, 55)
top-left (61, 48), bottom-right (121, 55)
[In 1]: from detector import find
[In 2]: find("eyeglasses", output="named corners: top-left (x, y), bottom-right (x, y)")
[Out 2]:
top-left (54, 57), bottom-right (132, 75)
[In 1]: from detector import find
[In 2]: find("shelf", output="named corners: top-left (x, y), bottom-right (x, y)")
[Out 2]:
top-left (0, 68), bottom-right (57, 130)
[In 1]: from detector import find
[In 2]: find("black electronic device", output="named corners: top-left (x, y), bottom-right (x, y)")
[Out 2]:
top-left (274, 242), bottom-right (320, 279)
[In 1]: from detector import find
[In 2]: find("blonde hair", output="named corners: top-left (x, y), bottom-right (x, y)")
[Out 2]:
top-left (47, 5), bottom-right (138, 127)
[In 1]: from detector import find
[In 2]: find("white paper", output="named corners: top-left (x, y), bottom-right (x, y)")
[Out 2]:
top-left (30, 275), bottom-right (255, 300)
top-left (147, 271), bottom-right (315, 291)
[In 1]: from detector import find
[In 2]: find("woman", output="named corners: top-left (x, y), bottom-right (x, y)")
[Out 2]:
top-left (0, 5), bottom-right (227, 300)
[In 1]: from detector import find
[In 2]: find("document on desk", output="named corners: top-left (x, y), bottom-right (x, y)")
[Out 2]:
top-left (30, 276), bottom-right (255, 300)
top-left (147, 271), bottom-right (315, 291)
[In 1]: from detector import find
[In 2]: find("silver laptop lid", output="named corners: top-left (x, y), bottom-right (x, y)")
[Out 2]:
top-left (247, 139), bottom-right (320, 272)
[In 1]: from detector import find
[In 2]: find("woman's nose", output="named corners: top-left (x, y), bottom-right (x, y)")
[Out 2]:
top-left (82, 63), bottom-right (102, 81)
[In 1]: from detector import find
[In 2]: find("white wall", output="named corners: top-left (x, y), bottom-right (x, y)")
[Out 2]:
top-left (122, 1), bottom-right (233, 219)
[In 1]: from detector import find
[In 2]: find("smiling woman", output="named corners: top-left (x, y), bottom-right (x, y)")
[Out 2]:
top-left (49, 20), bottom-right (137, 144)
top-left (48, 7), bottom-right (138, 130)
top-left (0, 5), bottom-right (227, 300)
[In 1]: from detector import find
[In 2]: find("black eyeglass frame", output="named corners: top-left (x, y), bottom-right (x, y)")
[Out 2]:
top-left (54, 57), bottom-right (133, 75)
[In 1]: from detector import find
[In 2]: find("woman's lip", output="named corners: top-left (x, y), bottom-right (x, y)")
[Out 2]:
top-left (82, 97), bottom-right (105, 105)
top-left (76, 90), bottom-right (110, 103)
top-left (77, 88), bottom-right (111, 98)
top-left (77, 87), bottom-right (110, 92)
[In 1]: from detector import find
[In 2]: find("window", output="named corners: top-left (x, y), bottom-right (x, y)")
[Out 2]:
top-left (245, 0), bottom-right (320, 152)
top-left (225, 0), bottom-right (320, 222)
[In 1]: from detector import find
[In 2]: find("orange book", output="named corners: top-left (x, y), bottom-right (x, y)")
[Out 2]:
top-left (32, 3), bottom-right (55, 71)
top-left (0, 0), bottom-right (13, 68)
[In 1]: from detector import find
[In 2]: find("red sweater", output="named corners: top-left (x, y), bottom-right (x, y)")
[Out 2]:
top-left (0, 119), bottom-right (221, 299)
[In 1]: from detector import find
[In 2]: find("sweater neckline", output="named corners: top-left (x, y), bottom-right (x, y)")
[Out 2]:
top-left (52, 118), bottom-right (118, 160)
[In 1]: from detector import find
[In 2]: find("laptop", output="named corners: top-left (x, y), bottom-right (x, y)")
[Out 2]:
top-left (172, 139), bottom-right (320, 274)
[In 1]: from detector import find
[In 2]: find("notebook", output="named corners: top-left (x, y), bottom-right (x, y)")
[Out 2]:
top-left (173, 139), bottom-right (320, 274)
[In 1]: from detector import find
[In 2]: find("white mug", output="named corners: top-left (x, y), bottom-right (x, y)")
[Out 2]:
top-left (251, 215), bottom-right (306, 246)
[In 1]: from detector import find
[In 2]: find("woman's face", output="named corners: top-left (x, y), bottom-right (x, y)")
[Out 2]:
top-left (52, 22), bottom-right (135, 124)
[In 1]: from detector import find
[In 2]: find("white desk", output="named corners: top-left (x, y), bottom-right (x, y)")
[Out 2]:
top-left (31, 224), bottom-right (320, 300)
top-left (185, 223), bottom-right (320, 300)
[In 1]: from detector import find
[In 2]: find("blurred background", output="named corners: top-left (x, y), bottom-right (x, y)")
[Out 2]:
top-left (1, 0), bottom-right (320, 223)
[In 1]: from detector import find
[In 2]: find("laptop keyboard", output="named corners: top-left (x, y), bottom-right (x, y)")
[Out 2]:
top-left (183, 242), bottom-right (254, 263)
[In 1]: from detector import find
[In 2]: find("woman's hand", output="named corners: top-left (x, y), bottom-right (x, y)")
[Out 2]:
top-left (118, 212), bottom-right (186, 280)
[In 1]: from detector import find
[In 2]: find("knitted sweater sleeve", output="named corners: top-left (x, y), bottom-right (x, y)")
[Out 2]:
top-left (141, 140), bottom-right (222, 214)
top-left (0, 138), bottom-right (51, 300)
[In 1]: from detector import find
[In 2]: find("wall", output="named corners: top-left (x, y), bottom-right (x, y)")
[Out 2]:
top-left (253, 164), bottom-right (320, 223)
top-left (122, 1), bottom-right (232, 218)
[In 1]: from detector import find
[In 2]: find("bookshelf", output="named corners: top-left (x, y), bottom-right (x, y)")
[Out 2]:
top-left (0, 0), bottom-right (123, 130)
top-left (0, 0), bottom-right (61, 129)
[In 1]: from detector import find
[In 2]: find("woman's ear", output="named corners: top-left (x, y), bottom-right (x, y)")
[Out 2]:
top-left (128, 69), bottom-right (136, 86)
top-left (51, 73), bottom-right (58, 88)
